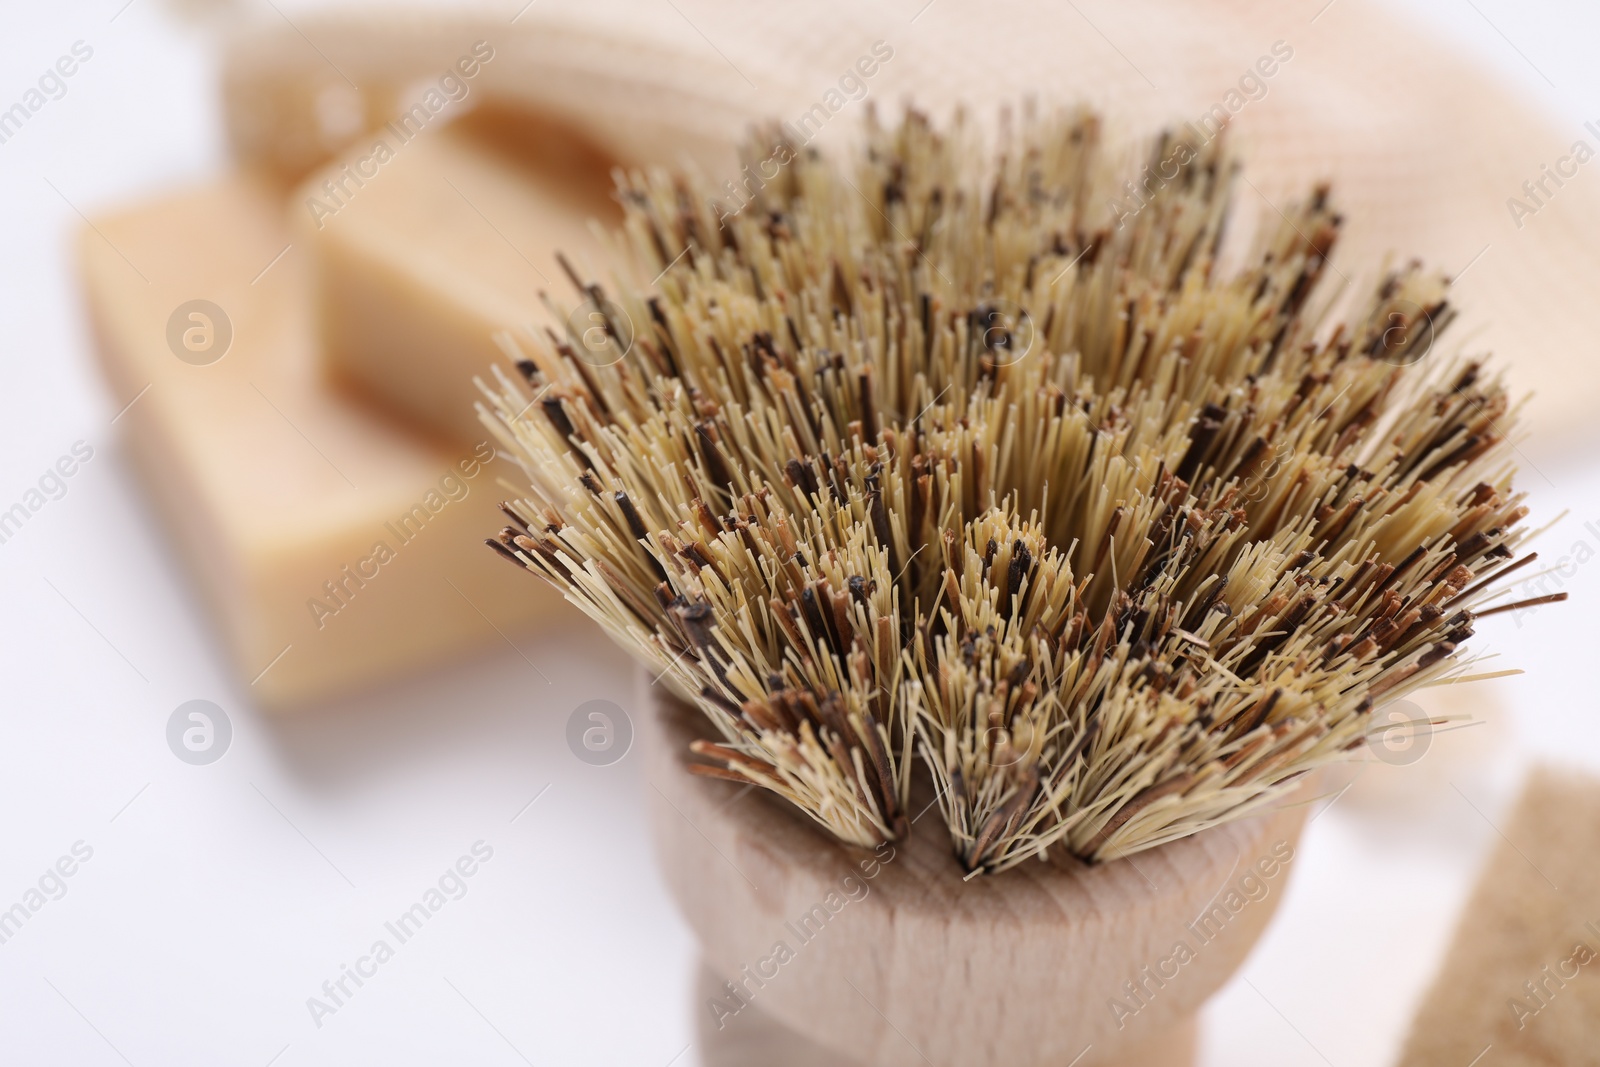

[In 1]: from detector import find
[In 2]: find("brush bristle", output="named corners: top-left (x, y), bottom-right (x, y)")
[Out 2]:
top-left (481, 106), bottom-right (1538, 871)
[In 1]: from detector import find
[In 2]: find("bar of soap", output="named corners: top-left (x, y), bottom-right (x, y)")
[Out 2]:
top-left (298, 108), bottom-right (620, 446)
top-left (80, 175), bottom-right (562, 710)
top-left (1397, 766), bottom-right (1600, 1065)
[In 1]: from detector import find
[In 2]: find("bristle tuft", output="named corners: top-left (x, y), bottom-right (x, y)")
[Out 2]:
top-left (481, 107), bottom-right (1537, 869)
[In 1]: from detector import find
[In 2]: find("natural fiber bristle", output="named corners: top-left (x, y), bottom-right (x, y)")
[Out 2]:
top-left (481, 106), bottom-right (1537, 872)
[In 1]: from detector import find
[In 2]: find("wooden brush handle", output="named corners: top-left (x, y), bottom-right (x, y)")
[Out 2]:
top-left (694, 962), bottom-right (1198, 1067)
top-left (643, 677), bottom-right (1309, 1067)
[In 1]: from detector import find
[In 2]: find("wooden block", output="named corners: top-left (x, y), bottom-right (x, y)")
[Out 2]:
top-left (79, 175), bottom-right (562, 709)
top-left (643, 681), bottom-right (1309, 1067)
top-left (296, 109), bottom-right (620, 446)
top-left (1397, 766), bottom-right (1600, 1066)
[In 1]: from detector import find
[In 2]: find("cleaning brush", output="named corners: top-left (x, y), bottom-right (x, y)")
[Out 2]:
top-left (481, 105), bottom-right (1550, 874)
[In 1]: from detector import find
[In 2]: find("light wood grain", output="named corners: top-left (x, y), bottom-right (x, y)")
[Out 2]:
top-left (642, 675), bottom-right (1310, 1067)
top-left (220, 12), bottom-right (743, 183)
top-left (693, 963), bottom-right (1197, 1067)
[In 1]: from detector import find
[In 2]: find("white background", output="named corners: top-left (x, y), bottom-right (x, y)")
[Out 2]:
top-left (0, 1), bottom-right (1596, 1064)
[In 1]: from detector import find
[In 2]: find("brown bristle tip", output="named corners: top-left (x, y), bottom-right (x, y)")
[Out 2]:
top-left (479, 106), bottom-right (1546, 872)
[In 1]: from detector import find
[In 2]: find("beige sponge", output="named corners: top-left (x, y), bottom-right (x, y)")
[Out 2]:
top-left (1398, 766), bottom-right (1600, 1065)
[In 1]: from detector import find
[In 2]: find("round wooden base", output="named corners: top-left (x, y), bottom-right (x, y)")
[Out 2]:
top-left (643, 679), bottom-right (1309, 1067)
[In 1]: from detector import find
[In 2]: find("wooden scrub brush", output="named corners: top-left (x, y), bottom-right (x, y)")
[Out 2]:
top-left (480, 106), bottom-right (1553, 1065)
